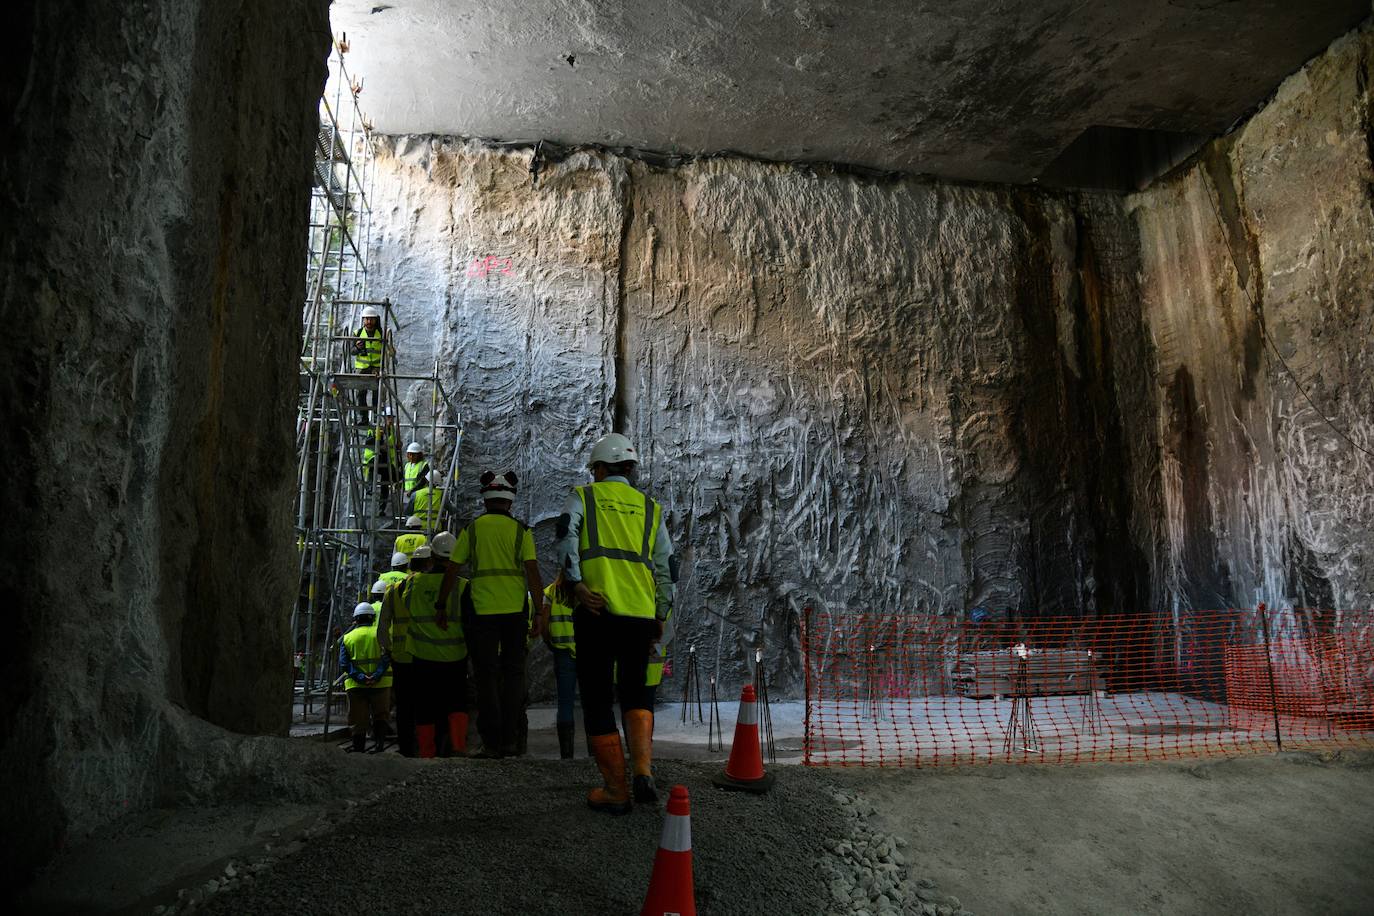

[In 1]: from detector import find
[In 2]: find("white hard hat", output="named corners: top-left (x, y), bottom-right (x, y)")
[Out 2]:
top-left (406, 442), bottom-right (424, 455)
top-left (587, 433), bottom-right (638, 469)
top-left (370, 579), bottom-right (387, 595)
top-left (427, 469), bottom-right (444, 486)
top-left (431, 531), bottom-right (456, 558)
top-left (353, 601), bottom-right (377, 618)
top-left (480, 470), bottom-right (517, 501)
top-left (405, 514), bottom-right (423, 529)
top-left (411, 545), bottom-right (433, 560)
top-left (390, 551), bottom-right (408, 568)
top-left (361, 305), bottom-right (382, 319)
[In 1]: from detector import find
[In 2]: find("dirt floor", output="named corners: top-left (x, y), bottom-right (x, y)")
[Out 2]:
top-left (18, 723), bottom-right (1374, 915)
top-left (860, 750), bottom-right (1374, 916)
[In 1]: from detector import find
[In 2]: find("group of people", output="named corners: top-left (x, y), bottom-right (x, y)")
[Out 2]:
top-left (352, 306), bottom-right (443, 524)
top-left (361, 411), bottom-right (446, 525)
top-left (339, 432), bottom-right (677, 812)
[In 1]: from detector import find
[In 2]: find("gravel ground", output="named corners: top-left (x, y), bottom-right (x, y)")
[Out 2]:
top-left (31, 745), bottom-right (1372, 914)
top-left (189, 758), bottom-right (878, 915)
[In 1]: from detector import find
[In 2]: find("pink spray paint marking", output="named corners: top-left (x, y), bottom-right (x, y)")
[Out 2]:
top-left (466, 255), bottom-right (514, 278)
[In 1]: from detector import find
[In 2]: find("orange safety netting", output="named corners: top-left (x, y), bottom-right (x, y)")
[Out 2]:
top-left (802, 608), bottom-right (1374, 767)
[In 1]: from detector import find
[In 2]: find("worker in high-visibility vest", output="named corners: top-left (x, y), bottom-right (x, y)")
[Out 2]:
top-left (379, 551), bottom-right (410, 589)
top-left (409, 469), bottom-right (445, 530)
top-left (341, 602), bottom-right (392, 754)
top-left (353, 306), bottom-right (384, 370)
top-left (362, 408), bottom-right (399, 513)
top-left (544, 577), bottom-right (674, 763)
top-left (543, 575), bottom-right (579, 759)
top-left (352, 305), bottom-right (385, 419)
top-left (379, 541), bottom-right (468, 758)
top-left (443, 471), bottom-right (543, 758)
top-left (394, 515), bottom-right (428, 557)
top-left (402, 442), bottom-right (431, 498)
top-left (376, 545), bottom-right (432, 757)
top-left (644, 610), bottom-right (674, 702)
top-left (556, 433), bottom-right (674, 812)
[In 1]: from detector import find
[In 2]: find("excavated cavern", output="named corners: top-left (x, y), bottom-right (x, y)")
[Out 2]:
top-left (5, 0), bottom-right (1374, 910)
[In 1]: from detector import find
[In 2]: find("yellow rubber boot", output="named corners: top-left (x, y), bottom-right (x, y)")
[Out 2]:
top-left (625, 709), bottom-right (657, 804)
top-left (586, 733), bottom-right (631, 815)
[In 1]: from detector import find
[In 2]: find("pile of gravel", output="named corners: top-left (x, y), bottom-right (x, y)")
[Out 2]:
top-left (820, 788), bottom-right (974, 916)
top-left (185, 758), bottom-right (851, 915)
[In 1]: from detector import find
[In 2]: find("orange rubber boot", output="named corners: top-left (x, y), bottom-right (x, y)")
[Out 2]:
top-left (416, 724), bottom-right (437, 759)
top-left (447, 712), bottom-right (469, 755)
top-left (625, 709), bottom-right (657, 803)
top-left (586, 733), bottom-right (631, 815)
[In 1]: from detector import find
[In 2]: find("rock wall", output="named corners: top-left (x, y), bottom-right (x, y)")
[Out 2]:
top-left (368, 21), bottom-right (1374, 690)
top-left (369, 140), bottom-right (1161, 691)
top-left (1, 0), bottom-right (330, 885)
top-left (1127, 24), bottom-right (1374, 618)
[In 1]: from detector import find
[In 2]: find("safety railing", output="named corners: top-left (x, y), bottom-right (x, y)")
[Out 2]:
top-left (802, 607), bottom-right (1374, 766)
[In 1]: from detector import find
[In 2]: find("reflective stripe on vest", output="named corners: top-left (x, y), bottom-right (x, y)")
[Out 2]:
top-left (577, 481), bottom-right (659, 619)
top-left (343, 624), bottom-right (393, 690)
top-left (354, 327), bottom-right (383, 369)
top-left (401, 572), bottom-right (467, 661)
top-left (466, 515), bottom-right (529, 615)
top-left (544, 584), bottom-right (576, 657)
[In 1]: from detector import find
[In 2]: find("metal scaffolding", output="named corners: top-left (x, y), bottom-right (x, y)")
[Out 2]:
top-left (292, 39), bottom-right (463, 732)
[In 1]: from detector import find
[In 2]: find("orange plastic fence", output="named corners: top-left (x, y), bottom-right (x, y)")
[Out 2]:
top-left (802, 607), bottom-right (1374, 767)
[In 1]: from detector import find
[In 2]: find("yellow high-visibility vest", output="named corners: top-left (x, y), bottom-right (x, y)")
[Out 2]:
top-left (576, 480), bottom-right (660, 619)
top-left (394, 532), bottom-right (427, 557)
top-left (381, 584), bottom-right (412, 664)
top-left (403, 460), bottom-right (429, 494)
top-left (645, 608), bottom-right (674, 687)
top-left (458, 514), bottom-right (535, 616)
top-left (412, 486), bottom-right (444, 528)
top-left (379, 570), bottom-right (408, 588)
top-left (362, 426), bottom-right (398, 479)
top-left (353, 327), bottom-right (383, 370)
top-left (343, 623), bottom-right (393, 690)
top-left (399, 572), bottom-right (467, 662)
top-left (545, 584), bottom-right (576, 657)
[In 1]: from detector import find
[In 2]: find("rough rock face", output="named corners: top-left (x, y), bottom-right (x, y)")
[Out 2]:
top-left (369, 143), bottom-right (1159, 692)
top-left (369, 22), bottom-right (1374, 692)
top-left (329, 0), bottom-right (1371, 185)
top-left (1127, 25), bottom-right (1374, 618)
top-left (1, 0), bottom-right (329, 885)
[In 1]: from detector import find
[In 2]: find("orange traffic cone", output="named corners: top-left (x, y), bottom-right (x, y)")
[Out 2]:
top-left (712, 684), bottom-right (775, 793)
top-left (640, 785), bottom-right (695, 916)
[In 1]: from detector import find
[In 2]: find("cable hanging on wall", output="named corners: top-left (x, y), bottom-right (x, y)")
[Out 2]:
top-left (1199, 169), bottom-right (1374, 461)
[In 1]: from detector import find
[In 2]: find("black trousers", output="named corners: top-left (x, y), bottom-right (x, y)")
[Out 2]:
top-left (466, 613), bottom-right (528, 751)
top-left (391, 660), bottom-right (415, 756)
top-left (410, 657), bottom-right (469, 730)
top-left (574, 608), bottom-right (658, 737)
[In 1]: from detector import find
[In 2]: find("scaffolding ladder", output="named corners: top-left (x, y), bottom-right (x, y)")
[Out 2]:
top-left (291, 39), bottom-right (464, 734)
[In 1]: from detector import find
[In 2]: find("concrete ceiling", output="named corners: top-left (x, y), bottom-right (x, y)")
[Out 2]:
top-left (330, 0), bottom-right (1370, 185)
